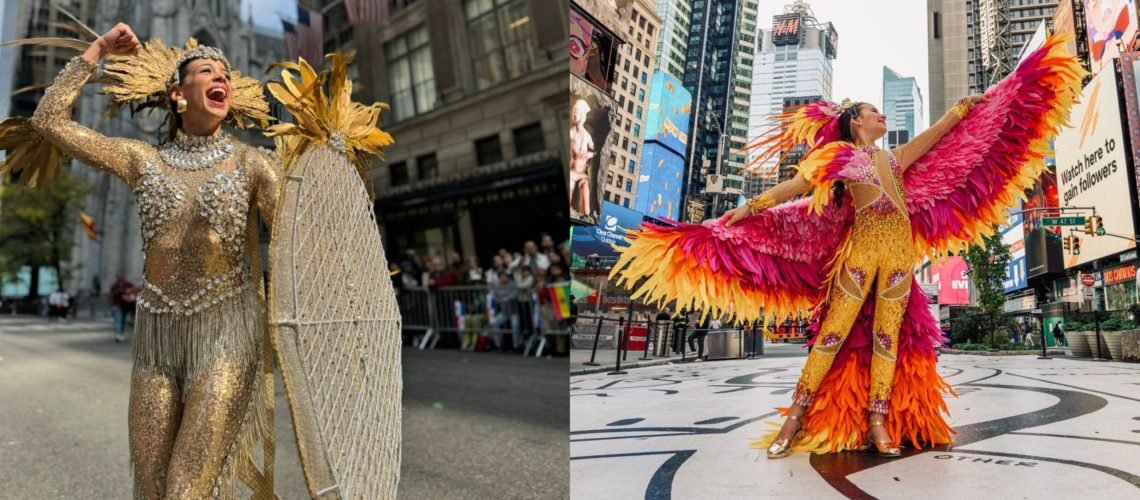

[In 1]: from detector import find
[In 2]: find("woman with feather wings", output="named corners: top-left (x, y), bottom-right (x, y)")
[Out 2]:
top-left (610, 34), bottom-right (1086, 459)
top-left (0, 21), bottom-right (396, 498)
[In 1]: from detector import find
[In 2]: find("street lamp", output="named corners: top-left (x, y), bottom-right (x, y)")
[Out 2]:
top-left (706, 111), bottom-right (728, 217)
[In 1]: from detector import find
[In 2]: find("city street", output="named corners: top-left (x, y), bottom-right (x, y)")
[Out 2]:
top-left (571, 343), bottom-right (1140, 499)
top-left (0, 316), bottom-right (568, 499)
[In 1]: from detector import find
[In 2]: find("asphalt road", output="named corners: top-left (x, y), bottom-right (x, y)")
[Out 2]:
top-left (0, 316), bottom-right (568, 499)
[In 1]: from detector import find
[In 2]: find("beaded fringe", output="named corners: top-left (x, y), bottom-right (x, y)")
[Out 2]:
top-left (130, 283), bottom-right (274, 499)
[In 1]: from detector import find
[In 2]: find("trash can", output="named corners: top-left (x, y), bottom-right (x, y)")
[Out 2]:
top-left (706, 329), bottom-right (742, 360)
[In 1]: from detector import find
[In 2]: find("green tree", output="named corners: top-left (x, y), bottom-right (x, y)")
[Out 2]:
top-left (0, 169), bottom-right (90, 297)
top-left (962, 225), bottom-right (1012, 348)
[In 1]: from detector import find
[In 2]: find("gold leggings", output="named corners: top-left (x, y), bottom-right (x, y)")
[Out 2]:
top-left (791, 209), bottom-right (914, 414)
top-left (129, 356), bottom-right (257, 498)
top-left (127, 283), bottom-right (264, 499)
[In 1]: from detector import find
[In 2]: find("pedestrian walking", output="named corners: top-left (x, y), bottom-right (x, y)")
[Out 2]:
top-left (109, 272), bottom-right (135, 342)
top-left (1052, 323), bottom-right (1065, 347)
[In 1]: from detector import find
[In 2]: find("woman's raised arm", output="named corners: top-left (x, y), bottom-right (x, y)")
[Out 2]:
top-left (892, 94), bottom-right (987, 172)
top-left (29, 23), bottom-right (150, 186)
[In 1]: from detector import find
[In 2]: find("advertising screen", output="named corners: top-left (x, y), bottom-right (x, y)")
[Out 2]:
top-left (771, 13), bottom-right (802, 46)
top-left (1053, 0), bottom-right (1080, 60)
top-left (932, 257), bottom-right (970, 306)
top-left (569, 201), bottom-right (644, 266)
top-left (1054, 68), bottom-right (1135, 267)
top-left (1084, 0), bottom-right (1138, 75)
top-left (1002, 204), bottom-right (1028, 292)
top-left (1023, 162), bottom-right (1066, 278)
top-left (570, 78), bottom-right (618, 226)
top-left (634, 143), bottom-right (684, 220)
top-left (643, 72), bottom-right (692, 155)
top-left (570, 7), bottom-right (618, 91)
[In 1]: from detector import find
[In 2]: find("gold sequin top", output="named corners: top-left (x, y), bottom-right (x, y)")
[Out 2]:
top-left (31, 57), bottom-right (281, 315)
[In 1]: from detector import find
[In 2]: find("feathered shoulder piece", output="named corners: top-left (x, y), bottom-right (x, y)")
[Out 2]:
top-left (742, 100), bottom-right (843, 174)
top-left (264, 52), bottom-right (395, 181)
top-left (794, 141), bottom-right (867, 215)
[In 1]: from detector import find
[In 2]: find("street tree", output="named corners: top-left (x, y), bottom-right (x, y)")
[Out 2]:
top-left (962, 225), bottom-right (1012, 348)
top-left (0, 169), bottom-right (90, 298)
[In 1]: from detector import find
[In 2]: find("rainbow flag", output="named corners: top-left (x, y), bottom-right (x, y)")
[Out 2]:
top-left (548, 283), bottom-right (571, 321)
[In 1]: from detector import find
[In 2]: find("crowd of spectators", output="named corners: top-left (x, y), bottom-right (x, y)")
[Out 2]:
top-left (391, 232), bottom-right (572, 355)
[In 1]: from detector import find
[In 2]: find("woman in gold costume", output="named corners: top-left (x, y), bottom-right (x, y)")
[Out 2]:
top-left (30, 23), bottom-right (279, 497)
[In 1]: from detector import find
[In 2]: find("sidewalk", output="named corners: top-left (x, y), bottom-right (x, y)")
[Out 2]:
top-left (570, 341), bottom-right (811, 376)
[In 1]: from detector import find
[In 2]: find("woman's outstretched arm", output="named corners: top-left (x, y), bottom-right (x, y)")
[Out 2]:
top-left (29, 23), bottom-right (149, 186)
top-left (723, 173), bottom-right (810, 227)
top-left (892, 94), bottom-right (987, 172)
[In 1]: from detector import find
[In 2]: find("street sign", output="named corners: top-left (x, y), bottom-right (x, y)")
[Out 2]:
top-left (1083, 287), bottom-right (1094, 300)
top-left (1081, 274), bottom-right (1096, 287)
top-left (1042, 216), bottom-right (1086, 226)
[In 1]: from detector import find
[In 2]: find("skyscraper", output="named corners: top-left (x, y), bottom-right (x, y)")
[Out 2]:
top-left (651, 0), bottom-right (692, 80)
top-left (681, 0), bottom-right (758, 221)
top-left (882, 66), bottom-right (925, 149)
top-left (746, 0), bottom-right (837, 197)
top-left (928, 0), bottom-right (1057, 118)
top-left (603, 0), bottom-right (662, 209)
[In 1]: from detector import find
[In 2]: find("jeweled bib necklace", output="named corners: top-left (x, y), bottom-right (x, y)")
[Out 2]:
top-left (159, 129), bottom-right (236, 170)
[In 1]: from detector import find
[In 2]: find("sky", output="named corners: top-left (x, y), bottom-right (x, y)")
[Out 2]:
top-left (754, 0), bottom-right (931, 126)
top-left (243, 0), bottom-right (296, 33)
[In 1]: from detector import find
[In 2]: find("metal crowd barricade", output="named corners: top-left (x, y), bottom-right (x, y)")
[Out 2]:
top-left (397, 284), bottom-right (570, 358)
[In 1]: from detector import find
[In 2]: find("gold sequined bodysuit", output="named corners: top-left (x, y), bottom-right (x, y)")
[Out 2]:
top-left (31, 57), bottom-right (281, 498)
top-left (790, 147), bottom-right (915, 414)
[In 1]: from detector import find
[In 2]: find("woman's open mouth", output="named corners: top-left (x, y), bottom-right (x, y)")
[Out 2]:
top-left (206, 85), bottom-right (228, 107)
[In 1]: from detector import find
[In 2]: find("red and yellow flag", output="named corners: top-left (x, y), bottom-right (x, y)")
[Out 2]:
top-left (79, 211), bottom-right (98, 242)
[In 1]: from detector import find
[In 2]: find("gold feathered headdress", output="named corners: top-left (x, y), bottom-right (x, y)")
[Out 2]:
top-left (103, 37), bottom-right (272, 130)
top-left (0, 29), bottom-right (272, 186)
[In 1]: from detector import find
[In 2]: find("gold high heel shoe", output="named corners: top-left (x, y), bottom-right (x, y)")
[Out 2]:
top-left (766, 414), bottom-right (802, 459)
top-left (866, 420), bottom-right (901, 457)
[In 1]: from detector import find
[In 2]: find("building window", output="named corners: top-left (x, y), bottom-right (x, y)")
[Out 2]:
top-left (389, 161), bottom-right (409, 187)
top-left (475, 134), bottom-right (503, 165)
top-left (619, 94), bottom-right (625, 107)
top-left (627, 159), bottom-right (634, 172)
top-left (622, 198), bottom-right (630, 208)
top-left (624, 119), bottom-right (631, 132)
top-left (386, 25), bottom-right (437, 121)
top-left (513, 122), bottom-right (545, 156)
top-left (465, 0), bottom-right (536, 90)
top-left (630, 143), bottom-right (638, 155)
top-left (417, 153), bottom-right (438, 179)
top-left (633, 124), bottom-right (640, 136)
top-left (640, 72), bottom-right (647, 84)
top-left (638, 88), bottom-right (645, 102)
top-left (625, 179), bottom-right (632, 191)
top-left (607, 172), bottom-right (614, 185)
top-left (622, 137), bottom-right (629, 149)
top-left (636, 106), bottom-right (643, 119)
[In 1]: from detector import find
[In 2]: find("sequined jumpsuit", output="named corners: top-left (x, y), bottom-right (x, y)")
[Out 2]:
top-left (748, 105), bottom-right (965, 415)
top-left (31, 57), bottom-right (281, 498)
top-left (790, 147), bottom-right (914, 414)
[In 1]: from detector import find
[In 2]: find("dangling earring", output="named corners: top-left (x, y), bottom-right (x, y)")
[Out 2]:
top-left (176, 98), bottom-right (187, 114)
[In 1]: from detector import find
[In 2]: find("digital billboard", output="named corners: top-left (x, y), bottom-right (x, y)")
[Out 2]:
top-left (569, 201), bottom-right (644, 266)
top-left (1023, 161), bottom-right (1065, 278)
top-left (634, 143), bottom-right (684, 220)
top-left (643, 72), bottom-right (692, 155)
top-left (1084, 0), bottom-right (1138, 75)
top-left (771, 13), bottom-right (803, 46)
top-left (1002, 203), bottom-right (1028, 293)
top-left (932, 256), bottom-right (971, 306)
top-left (570, 7), bottom-right (618, 91)
top-left (1054, 67), bottom-right (1135, 267)
top-left (570, 77), bottom-right (619, 226)
top-left (1053, 0), bottom-right (1080, 61)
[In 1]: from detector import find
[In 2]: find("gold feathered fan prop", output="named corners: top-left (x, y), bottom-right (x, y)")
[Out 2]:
top-left (0, 12), bottom-right (272, 187)
top-left (265, 52), bottom-right (394, 181)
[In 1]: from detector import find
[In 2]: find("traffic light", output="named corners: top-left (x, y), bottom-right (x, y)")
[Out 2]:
top-left (1064, 235), bottom-right (1072, 252)
top-left (1073, 236), bottom-right (1082, 255)
top-left (1084, 217), bottom-right (1094, 234)
top-left (1095, 215), bottom-right (1105, 236)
